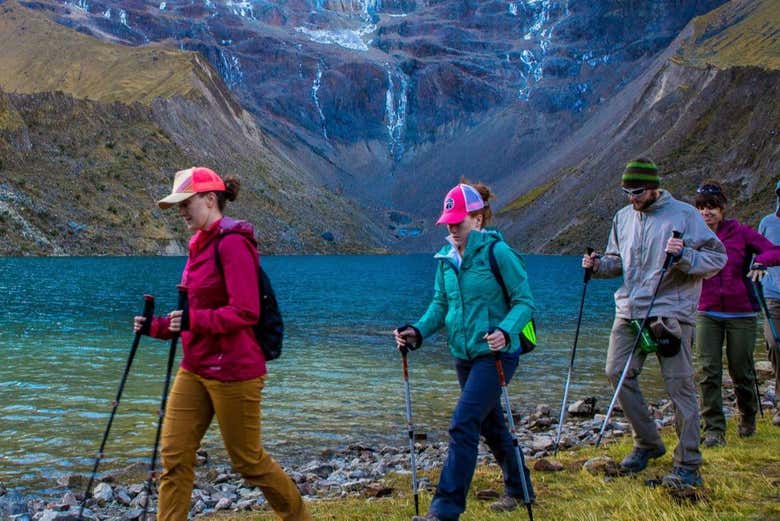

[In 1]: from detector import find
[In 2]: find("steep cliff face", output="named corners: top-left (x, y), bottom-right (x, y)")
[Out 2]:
top-left (19, 0), bottom-right (727, 241)
top-left (0, 0), bottom-right (387, 255)
top-left (498, 0), bottom-right (780, 253)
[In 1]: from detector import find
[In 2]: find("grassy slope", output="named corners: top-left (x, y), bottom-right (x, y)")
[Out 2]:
top-left (0, 0), bottom-right (200, 104)
top-left (677, 0), bottom-right (780, 70)
top-left (202, 419), bottom-right (780, 520)
top-left (0, 0), bottom-right (387, 255)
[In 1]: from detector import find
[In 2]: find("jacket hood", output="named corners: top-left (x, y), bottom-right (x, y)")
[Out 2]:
top-left (218, 216), bottom-right (256, 243)
top-left (189, 216), bottom-right (256, 255)
top-left (435, 228), bottom-right (503, 257)
top-left (716, 219), bottom-right (739, 237)
top-left (642, 189), bottom-right (672, 213)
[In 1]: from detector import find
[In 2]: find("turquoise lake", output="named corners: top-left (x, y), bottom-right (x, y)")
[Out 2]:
top-left (0, 254), bottom-right (672, 493)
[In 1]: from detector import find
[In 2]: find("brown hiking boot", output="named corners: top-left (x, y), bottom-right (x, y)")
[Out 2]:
top-left (702, 432), bottom-right (726, 448)
top-left (738, 418), bottom-right (756, 438)
top-left (489, 495), bottom-right (523, 512)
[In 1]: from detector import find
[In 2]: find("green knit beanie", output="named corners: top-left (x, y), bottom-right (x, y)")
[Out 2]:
top-left (622, 159), bottom-right (660, 187)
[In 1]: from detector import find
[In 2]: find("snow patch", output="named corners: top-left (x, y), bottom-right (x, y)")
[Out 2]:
top-left (295, 25), bottom-right (376, 52)
top-left (384, 63), bottom-right (408, 160)
top-left (312, 62), bottom-right (328, 140)
top-left (218, 49), bottom-right (243, 89)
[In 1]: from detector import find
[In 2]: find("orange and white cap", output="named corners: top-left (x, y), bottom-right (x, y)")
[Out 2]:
top-left (157, 167), bottom-right (226, 209)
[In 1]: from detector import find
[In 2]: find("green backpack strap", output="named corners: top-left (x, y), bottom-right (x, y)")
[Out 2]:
top-left (488, 239), bottom-right (537, 354)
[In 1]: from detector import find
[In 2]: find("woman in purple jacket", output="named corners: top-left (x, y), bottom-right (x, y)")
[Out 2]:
top-left (695, 180), bottom-right (780, 447)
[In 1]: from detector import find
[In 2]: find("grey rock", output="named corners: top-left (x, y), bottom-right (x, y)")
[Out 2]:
top-left (214, 497), bottom-right (232, 511)
top-left (114, 489), bottom-right (132, 507)
top-left (91, 484), bottom-right (112, 506)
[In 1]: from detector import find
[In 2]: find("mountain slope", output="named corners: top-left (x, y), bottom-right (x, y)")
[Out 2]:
top-left (18, 0), bottom-right (728, 248)
top-left (498, 0), bottom-right (780, 254)
top-left (0, 0), bottom-right (387, 255)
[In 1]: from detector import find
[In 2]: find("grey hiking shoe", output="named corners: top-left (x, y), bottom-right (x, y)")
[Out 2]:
top-left (773, 411), bottom-right (780, 426)
top-left (411, 515), bottom-right (441, 521)
top-left (619, 445), bottom-right (666, 473)
top-left (661, 466), bottom-right (703, 489)
top-left (702, 432), bottom-right (726, 448)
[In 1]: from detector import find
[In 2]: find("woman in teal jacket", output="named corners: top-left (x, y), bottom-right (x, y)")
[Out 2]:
top-left (394, 182), bottom-right (536, 521)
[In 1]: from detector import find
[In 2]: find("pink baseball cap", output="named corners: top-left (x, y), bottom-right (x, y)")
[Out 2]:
top-left (436, 183), bottom-right (486, 225)
top-left (157, 167), bottom-right (226, 208)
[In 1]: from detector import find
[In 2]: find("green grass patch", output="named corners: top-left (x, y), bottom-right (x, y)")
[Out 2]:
top-left (500, 178), bottom-right (558, 215)
top-left (677, 0), bottom-right (780, 70)
top-left (202, 418), bottom-right (780, 520)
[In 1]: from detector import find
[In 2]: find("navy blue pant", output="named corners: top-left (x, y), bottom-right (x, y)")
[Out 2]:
top-left (429, 351), bottom-right (533, 520)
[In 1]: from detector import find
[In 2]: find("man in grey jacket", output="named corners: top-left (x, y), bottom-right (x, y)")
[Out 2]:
top-left (583, 158), bottom-right (726, 488)
top-left (758, 180), bottom-right (780, 427)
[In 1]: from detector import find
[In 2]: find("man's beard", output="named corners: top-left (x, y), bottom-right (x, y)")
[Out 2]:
top-left (632, 193), bottom-right (658, 211)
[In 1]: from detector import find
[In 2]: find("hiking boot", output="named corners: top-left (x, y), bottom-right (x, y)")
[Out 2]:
top-left (738, 418), bottom-right (756, 438)
top-left (619, 445), bottom-right (666, 473)
top-left (702, 432), bottom-right (726, 448)
top-left (411, 515), bottom-right (441, 521)
top-left (774, 411), bottom-right (780, 427)
top-left (661, 466), bottom-right (703, 489)
top-left (489, 495), bottom-right (534, 512)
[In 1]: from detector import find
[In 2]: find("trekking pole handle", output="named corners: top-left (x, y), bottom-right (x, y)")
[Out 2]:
top-left (493, 351), bottom-right (507, 387)
top-left (139, 295), bottom-right (155, 336)
top-left (175, 285), bottom-right (188, 331)
top-left (584, 247), bottom-right (595, 283)
top-left (663, 230), bottom-right (682, 269)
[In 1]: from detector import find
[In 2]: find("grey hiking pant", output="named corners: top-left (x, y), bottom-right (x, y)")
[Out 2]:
top-left (696, 314), bottom-right (758, 435)
top-left (762, 299), bottom-right (780, 396)
top-left (606, 317), bottom-right (702, 470)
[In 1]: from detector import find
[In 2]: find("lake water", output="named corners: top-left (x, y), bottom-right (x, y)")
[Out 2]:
top-left (0, 254), bottom-right (672, 493)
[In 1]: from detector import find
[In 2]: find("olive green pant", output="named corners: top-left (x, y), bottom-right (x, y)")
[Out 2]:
top-left (695, 314), bottom-right (758, 435)
top-left (158, 369), bottom-right (311, 521)
top-left (761, 299), bottom-right (780, 394)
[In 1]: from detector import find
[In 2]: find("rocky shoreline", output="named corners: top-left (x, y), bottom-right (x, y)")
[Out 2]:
top-left (1, 364), bottom-right (776, 521)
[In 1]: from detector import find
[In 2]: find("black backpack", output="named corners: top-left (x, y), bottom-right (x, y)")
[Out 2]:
top-left (214, 233), bottom-right (283, 361)
top-left (488, 239), bottom-right (537, 354)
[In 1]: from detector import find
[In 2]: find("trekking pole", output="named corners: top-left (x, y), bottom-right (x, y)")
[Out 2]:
top-left (750, 271), bottom-right (780, 417)
top-left (596, 231), bottom-right (681, 447)
top-left (142, 287), bottom-right (186, 521)
top-left (78, 295), bottom-right (155, 521)
top-left (553, 247), bottom-right (594, 456)
top-left (752, 273), bottom-right (780, 354)
top-left (399, 340), bottom-right (420, 517)
top-left (493, 350), bottom-right (534, 521)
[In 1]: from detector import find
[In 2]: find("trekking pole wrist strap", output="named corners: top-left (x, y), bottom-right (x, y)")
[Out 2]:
top-left (398, 324), bottom-right (422, 350)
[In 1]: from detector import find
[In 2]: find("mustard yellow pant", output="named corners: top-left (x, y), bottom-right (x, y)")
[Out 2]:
top-left (157, 369), bottom-right (311, 521)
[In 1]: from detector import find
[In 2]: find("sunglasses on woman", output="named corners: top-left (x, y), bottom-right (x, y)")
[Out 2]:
top-left (696, 184), bottom-right (722, 194)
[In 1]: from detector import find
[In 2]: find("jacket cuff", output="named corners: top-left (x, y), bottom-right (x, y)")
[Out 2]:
top-left (187, 308), bottom-right (197, 333)
top-left (406, 324), bottom-right (424, 350)
top-left (494, 327), bottom-right (511, 347)
top-left (675, 247), bottom-right (694, 272)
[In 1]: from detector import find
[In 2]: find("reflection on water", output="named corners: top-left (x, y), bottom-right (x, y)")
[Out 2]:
top-left (0, 254), bottom-right (671, 492)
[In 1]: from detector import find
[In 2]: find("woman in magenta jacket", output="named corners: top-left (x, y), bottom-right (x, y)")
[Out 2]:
top-left (135, 167), bottom-right (311, 521)
top-left (695, 180), bottom-right (780, 447)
